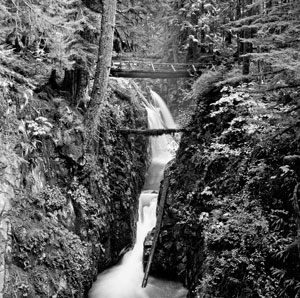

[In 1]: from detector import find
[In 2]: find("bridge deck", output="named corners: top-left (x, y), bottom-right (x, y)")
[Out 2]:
top-left (110, 60), bottom-right (212, 78)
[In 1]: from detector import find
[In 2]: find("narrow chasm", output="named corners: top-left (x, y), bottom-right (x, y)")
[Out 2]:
top-left (89, 87), bottom-right (187, 298)
top-left (1, 74), bottom-right (149, 297)
top-left (1, 1), bottom-right (299, 297)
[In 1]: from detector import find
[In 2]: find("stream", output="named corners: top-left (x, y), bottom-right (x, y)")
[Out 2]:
top-left (88, 90), bottom-right (187, 298)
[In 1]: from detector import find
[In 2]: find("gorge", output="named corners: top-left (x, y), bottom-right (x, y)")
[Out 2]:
top-left (1, 1), bottom-right (300, 297)
top-left (89, 90), bottom-right (186, 298)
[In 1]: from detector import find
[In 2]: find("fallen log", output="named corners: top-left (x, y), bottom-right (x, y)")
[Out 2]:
top-left (112, 54), bottom-right (162, 61)
top-left (110, 69), bottom-right (201, 79)
top-left (142, 166), bottom-right (171, 288)
top-left (292, 183), bottom-right (300, 260)
top-left (118, 128), bottom-right (189, 136)
top-left (0, 64), bottom-right (36, 89)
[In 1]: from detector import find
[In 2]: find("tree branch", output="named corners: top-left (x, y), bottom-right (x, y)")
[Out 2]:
top-left (271, 121), bottom-right (300, 140)
top-left (293, 183), bottom-right (300, 237)
top-left (266, 84), bottom-right (300, 92)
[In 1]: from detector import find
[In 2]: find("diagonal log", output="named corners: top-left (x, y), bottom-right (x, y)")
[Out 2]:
top-left (292, 182), bottom-right (300, 260)
top-left (142, 166), bottom-right (171, 288)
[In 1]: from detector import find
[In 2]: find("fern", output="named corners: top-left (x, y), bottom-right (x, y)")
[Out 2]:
top-left (0, 0), bottom-right (100, 73)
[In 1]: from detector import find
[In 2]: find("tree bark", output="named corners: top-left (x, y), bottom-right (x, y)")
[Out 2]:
top-left (142, 167), bottom-right (171, 288)
top-left (172, 30), bottom-right (179, 63)
top-left (292, 183), bottom-right (300, 260)
top-left (118, 128), bottom-right (190, 136)
top-left (242, 28), bottom-right (251, 75)
top-left (236, 0), bottom-right (242, 64)
top-left (110, 69), bottom-right (201, 79)
top-left (86, 0), bottom-right (117, 130)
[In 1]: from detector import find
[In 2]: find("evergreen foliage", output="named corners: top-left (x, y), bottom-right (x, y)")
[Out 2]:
top-left (227, 0), bottom-right (300, 79)
top-left (1, 0), bottom-right (300, 297)
top-left (114, 0), bottom-right (160, 55)
top-left (1, 0), bottom-right (98, 69)
top-left (150, 72), bottom-right (300, 297)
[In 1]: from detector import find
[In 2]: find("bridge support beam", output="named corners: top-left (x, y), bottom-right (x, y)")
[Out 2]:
top-left (110, 69), bottom-right (201, 79)
top-left (118, 128), bottom-right (189, 136)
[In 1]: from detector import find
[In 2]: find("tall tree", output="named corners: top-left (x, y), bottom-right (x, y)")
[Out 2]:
top-left (60, 1), bottom-right (102, 107)
top-left (114, 0), bottom-right (159, 56)
top-left (228, 0), bottom-right (300, 81)
top-left (87, 0), bottom-right (117, 134)
top-left (1, 0), bottom-right (102, 108)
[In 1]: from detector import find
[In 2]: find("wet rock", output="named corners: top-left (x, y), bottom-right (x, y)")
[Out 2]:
top-left (31, 161), bottom-right (46, 195)
top-left (58, 200), bottom-right (76, 230)
top-left (0, 155), bottom-right (20, 298)
top-left (3, 78), bottom-right (149, 298)
top-left (283, 155), bottom-right (300, 170)
top-left (83, 0), bottom-right (103, 13)
top-left (59, 128), bottom-right (84, 163)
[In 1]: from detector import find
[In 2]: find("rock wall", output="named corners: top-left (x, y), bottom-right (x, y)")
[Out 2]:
top-left (147, 72), bottom-right (300, 298)
top-left (0, 73), bottom-right (149, 297)
top-left (0, 153), bottom-right (20, 298)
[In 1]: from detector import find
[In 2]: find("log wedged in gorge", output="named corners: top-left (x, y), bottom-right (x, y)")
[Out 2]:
top-left (118, 128), bottom-right (190, 136)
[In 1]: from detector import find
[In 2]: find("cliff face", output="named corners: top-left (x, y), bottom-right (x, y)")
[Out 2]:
top-left (0, 66), bottom-right (149, 298)
top-left (148, 72), bottom-right (300, 298)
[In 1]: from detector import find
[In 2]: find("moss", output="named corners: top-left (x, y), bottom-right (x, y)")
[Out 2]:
top-left (4, 73), bottom-right (149, 297)
top-left (149, 79), bottom-right (300, 297)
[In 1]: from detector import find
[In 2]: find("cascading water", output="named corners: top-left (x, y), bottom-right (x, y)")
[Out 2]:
top-left (142, 106), bottom-right (172, 191)
top-left (149, 90), bottom-right (177, 129)
top-left (89, 90), bottom-right (186, 298)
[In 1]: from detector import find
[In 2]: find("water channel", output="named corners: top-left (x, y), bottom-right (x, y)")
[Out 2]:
top-left (89, 90), bottom-right (187, 298)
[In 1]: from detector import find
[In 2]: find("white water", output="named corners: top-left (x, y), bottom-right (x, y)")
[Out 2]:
top-left (89, 90), bottom-right (186, 298)
top-left (150, 90), bottom-right (177, 129)
top-left (142, 106), bottom-right (172, 191)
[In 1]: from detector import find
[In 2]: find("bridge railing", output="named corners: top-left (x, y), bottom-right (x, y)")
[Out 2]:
top-left (111, 60), bottom-right (212, 72)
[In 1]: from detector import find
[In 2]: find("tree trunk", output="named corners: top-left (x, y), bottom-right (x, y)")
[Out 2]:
top-left (86, 0), bottom-right (117, 130)
top-left (172, 30), bottom-right (179, 63)
top-left (242, 28), bottom-right (250, 75)
top-left (61, 2), bottom-right (101, 109)
top-left (236, 0), bottom-right (242, 64)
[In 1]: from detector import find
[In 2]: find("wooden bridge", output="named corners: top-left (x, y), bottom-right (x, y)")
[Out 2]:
top-left (110, 58), bottom-right (214, 79)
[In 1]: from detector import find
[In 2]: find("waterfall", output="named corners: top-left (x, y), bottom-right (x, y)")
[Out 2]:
top-left (149, 90), bottom-right (176, 129)
top-left (142, 106), bottom-right (172, 191)
top-left (89, 90), bottom-right (186, 298)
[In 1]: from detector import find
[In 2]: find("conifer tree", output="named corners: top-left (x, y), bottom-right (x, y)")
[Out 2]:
top-left (86, 0), bottom-right (117, 134)
top-left (0, 0), bottom-right (101, 108)
top-left (114, 0), bottom-right (158, 56)
top-left (153, 0), bottom-right (222, 63)
top-left (227, 0), bottom-right (300, 80)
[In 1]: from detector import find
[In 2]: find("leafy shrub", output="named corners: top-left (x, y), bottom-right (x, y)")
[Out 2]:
top-left (25, 117), bottom-right (53, 138)
top-left (38, 185), bottom-right (67, 212)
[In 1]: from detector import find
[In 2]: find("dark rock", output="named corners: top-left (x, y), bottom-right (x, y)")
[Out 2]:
top-left (5, 78), bottom-right (149, 298)
top-left (283, 155), bottom-right (300, 170)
